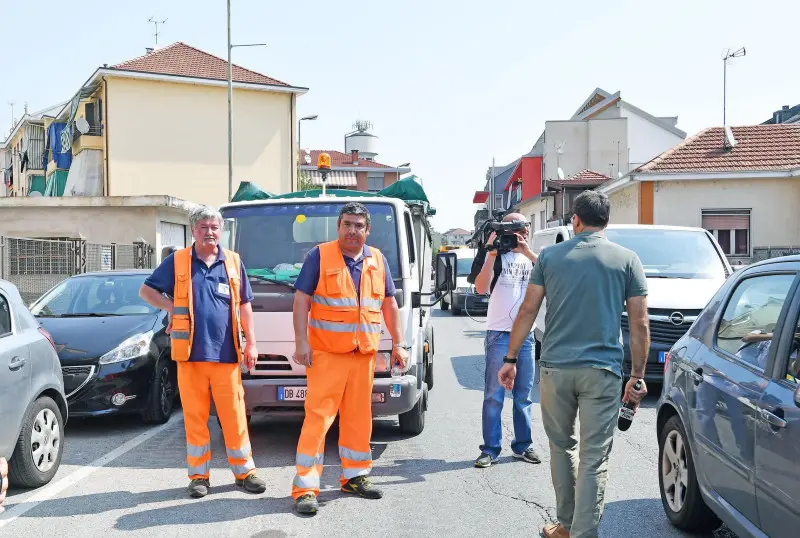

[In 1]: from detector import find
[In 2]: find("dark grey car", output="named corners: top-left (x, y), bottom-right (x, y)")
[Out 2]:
top-left (657, 255), bottom-right (800, 538)
top-left (0, 279), bottom-right (68, 488)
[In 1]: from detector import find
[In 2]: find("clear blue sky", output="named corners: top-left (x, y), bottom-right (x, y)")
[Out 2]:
top-left (3, 0), bottom-right (797, 231)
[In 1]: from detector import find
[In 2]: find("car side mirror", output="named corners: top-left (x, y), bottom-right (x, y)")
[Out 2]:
top-left (435, 252), bottom-right (458, 293)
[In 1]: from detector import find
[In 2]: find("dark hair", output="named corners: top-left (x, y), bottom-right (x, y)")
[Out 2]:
top-left (573, 190), bottom-right (611, 228)
top-left (338, 202), bottom-right (371, 228)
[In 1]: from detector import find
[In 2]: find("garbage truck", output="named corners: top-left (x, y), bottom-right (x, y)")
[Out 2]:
top-left (215, 179), bottom-right (456, 434)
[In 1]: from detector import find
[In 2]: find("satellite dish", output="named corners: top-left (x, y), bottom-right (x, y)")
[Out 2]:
top-left (618, 172), bottom-right (623, 178)
top-left (304, 153), bottom-right (311, 165)
top-left (75, 117), bottom-right (90, 134)
top-left (556, 141), bottom-right (565, 154)
top-left (724, 126), bottom-right (737, 150)
top-left (557, 167), bottom-right (565, 180)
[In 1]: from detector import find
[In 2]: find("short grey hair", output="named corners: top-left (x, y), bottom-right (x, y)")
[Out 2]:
top-left (189, 205), bottom-right (223, 229)
top-left (573, 190), bottom-right (611, 228)
top-left (338, 202), bottom-right (371, 228)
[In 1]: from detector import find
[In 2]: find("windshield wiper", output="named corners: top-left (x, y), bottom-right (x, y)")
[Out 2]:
top-left (249, 274), bottom-right (296, 291)
top-left (58, 313), bottom-right (122, 317)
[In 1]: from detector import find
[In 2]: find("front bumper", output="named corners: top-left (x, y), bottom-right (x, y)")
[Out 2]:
top-left (65, 354), bottom-right (155, 416)
top-left (233, 364), bottom-right (422, 417)
top-left (452, 292), bottom-right (489, 312)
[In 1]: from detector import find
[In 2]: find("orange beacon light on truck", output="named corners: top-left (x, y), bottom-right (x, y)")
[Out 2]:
top-left (317, 152), bottom-right (331, 170)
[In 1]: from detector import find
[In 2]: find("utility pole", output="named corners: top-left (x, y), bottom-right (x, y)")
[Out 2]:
top-left (723, 47), bottom-right (746, 126)
top-left (226, 0), bottom-right (267, 201)
top-left (148, 17), bottom-right (167, 46)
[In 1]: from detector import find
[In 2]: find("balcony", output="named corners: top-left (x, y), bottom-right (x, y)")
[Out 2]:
top-left (71, 124), bottom-right (104, 156)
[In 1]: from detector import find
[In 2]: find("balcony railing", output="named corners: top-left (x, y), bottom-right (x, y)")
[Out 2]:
top-left (72, 124), bottom-right (103, 141)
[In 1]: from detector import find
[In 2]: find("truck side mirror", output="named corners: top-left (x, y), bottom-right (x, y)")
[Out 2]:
top-left (435, 252), bottom-right (458, 293)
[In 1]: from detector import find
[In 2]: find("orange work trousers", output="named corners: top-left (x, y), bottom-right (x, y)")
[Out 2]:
top-left (291, 350), bottom-right (376, 499)
top-left (177, 361), bottom-right (256, 480)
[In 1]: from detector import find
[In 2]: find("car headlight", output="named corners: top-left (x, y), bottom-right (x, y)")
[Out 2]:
top-left (99, 330), bottom-right (154, 365)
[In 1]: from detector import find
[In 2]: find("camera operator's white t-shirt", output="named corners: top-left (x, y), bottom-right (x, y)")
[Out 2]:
top-left (486, 252), bottom-right (533, 332)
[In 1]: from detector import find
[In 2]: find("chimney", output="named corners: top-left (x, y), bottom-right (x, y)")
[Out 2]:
top-left (145, 47), bottom-right (154, 54)
top-left (351, 149), bottom-right (359, 165)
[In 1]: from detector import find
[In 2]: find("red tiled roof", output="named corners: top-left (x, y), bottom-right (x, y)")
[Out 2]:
top-left (553, 169), bottom-right (611, 185)
top-left (637, 124), bottom-right (800, 174)
top-left (299, 150), bottom-right (392, 169)
top-left (112, 42), bottom-right (289, 86)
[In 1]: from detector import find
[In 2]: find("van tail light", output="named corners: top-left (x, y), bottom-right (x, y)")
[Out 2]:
top-left (664, 351), bottom-right (672, 375)
top-left (38, 327), bottom-right (57, 351)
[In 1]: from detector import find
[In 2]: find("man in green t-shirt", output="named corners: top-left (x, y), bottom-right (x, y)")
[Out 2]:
top-left (498, 190), bottom-right (650, 538)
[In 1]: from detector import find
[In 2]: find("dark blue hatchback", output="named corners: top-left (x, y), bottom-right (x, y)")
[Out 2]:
top-left (657, 256), bottom-right (800, 538)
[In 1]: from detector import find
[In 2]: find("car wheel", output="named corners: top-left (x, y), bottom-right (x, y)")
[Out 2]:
top-left (658, 415), bottom-right (720, 532)
top-left (399, 384), bottom-right (427, 435)
top-left (8, 396), bottom-right (64, 488)
top-left (142, 360), bottom-right (176, 424)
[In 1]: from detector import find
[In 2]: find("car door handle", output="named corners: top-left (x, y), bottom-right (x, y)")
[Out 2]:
top-left (679, 364), bottom-right (704, 384)
top-left (760, 408), bottom-right (787, 429)
top-left (8, 356), bottom-right (27, 371)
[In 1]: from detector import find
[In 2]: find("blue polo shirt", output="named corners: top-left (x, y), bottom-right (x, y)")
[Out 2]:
top-left (144, 246), bottom-right (253, 363)
top-left (295, 244), bottom-right (396, 298)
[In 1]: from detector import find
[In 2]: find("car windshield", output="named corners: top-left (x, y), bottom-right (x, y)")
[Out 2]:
top-left (605, 228), bottom-right (727, 279)
top-left (30, 274), bottom-right (158, 317)
top-left (221, 202), bottom-right (401, 286)
top-left (456, 258), bottom-right (474, 276)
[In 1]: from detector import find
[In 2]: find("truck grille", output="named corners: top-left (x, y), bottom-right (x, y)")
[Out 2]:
top-left (253, 354), bottom-right (292, 372)
top-left (61, 365), bottom-right (96, 397)
top-left (621, 309), bottom-right (701, 346)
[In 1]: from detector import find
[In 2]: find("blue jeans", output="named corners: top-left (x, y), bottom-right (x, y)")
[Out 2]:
top-left (481, 330), bottom-right (535, 459)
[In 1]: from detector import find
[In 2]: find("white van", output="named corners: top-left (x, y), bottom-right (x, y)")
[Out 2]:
top-left (531, 224), bottom-right (732, 381)
top-left (440, 247), bottom-right (489, 315)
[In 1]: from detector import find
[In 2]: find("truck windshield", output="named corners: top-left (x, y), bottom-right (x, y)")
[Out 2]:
top-left (456, 258), bottom-right (474, 276)
top-left (605, 228), bottom-right (727, 279)
top-left (221, 202), bottom-right (401, 284)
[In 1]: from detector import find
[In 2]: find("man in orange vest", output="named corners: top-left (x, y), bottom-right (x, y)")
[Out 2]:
top-left (139, 205), bottom-right (266, 498)
top-left (291, 202), bottom-right (409, 515)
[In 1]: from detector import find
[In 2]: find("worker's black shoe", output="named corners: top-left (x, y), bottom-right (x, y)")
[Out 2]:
top-left (235, 473), bottom-right (267, 494)
top-left (188, 478), bottom-right (210, 498)
top-left (295, 493), bottom-right (319, 515)
top-left (341, 475), bottom-right (383, 499)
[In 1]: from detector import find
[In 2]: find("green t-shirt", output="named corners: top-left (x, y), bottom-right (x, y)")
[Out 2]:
top-left (530, 230), bottom-right (648, 377)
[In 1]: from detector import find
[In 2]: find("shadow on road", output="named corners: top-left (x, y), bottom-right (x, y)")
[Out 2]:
top-left (602, 498), bottom-right (736, 537)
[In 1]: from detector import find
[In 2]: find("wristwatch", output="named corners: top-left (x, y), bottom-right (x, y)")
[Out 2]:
top-left (503, 356), bottom-right (517, 364)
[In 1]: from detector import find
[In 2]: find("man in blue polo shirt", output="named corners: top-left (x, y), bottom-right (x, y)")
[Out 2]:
top-left (139, 205), bottom-right (267, 499)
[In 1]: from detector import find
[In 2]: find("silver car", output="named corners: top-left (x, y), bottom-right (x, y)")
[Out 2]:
top-left (0, 279), bottom-right (67, 488)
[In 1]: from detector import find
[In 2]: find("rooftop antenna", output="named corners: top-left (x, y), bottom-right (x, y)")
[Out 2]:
top-left (723, 46), bottom-right (746, 127)
top-left (148, 17), bottom-right (168, 46)
top-left (7, 102), bottom-right (15, 129)
top-left (352, 120), bottom-right (373, 132)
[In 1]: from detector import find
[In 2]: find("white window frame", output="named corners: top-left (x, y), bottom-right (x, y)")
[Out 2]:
top-left (702, 209), bottom-right (751, 258)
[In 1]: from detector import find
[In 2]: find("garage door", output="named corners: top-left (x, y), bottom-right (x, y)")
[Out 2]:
top-left (159, 222), bottom-right (187, 261)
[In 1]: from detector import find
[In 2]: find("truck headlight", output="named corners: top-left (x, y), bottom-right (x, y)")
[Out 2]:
top-left (99, 331), bottom-right (154, 364)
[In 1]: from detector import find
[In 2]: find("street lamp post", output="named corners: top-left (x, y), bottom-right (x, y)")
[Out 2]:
top-left (298, 115), bottom-right (318, 155)
top-left (227, 0), bottom-right (267, 202)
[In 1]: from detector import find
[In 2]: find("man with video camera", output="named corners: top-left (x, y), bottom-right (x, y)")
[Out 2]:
top-left (471, 213), bottom-right (541, 468)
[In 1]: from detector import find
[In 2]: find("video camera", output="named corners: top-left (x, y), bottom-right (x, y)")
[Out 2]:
top-left (466, 210), bottom-right (527, 284)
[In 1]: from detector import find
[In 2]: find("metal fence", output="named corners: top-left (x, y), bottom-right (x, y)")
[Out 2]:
top-left (0, 236), bottom-right (154, 305)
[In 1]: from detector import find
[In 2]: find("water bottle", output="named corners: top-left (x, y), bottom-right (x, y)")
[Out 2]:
top-left (389, 354), bottom-right (402, 398)
top-left (617, 379), bottom-right (643, 431)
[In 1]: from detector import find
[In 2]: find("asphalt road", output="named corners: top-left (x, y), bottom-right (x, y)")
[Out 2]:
top-left (1, 309), bottom-right (735, 537)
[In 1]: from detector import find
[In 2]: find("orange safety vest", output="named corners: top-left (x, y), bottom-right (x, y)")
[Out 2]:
top-left (308, 241), bottom-right (386, 354)
top-left (170, 246), bottom-right (244, 363)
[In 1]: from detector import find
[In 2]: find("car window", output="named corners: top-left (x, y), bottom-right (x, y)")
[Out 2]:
top-left (0, 293), bottom-right (11, 337)
top-left (30, 274), bottom-right (158, 316)
top-left (715, 274), bottom-right (796, 369)
top-left (782, 300), bottom-right (800, 385)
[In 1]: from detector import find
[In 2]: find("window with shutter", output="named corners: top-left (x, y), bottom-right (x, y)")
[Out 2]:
top-left (702, 209), bottom-right (750, 256)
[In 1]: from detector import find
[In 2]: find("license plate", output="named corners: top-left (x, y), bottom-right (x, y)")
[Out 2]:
top-left (658, 352), bottom-right (667, 363)
top-left (278, 386), bottom-right (308, 401)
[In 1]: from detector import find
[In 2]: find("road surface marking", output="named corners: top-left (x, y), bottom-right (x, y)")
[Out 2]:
top-left (0, 415), bottom-right (180, 528)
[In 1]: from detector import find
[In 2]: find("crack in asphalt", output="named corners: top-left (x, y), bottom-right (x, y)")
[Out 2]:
top-left (478, 470), bottom-right (557, 523)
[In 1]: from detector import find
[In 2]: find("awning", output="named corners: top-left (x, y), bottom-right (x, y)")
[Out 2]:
top-left (473, 191), bottom-right (489, 204)
top-left (308, 170), bottom-right (357, 187)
